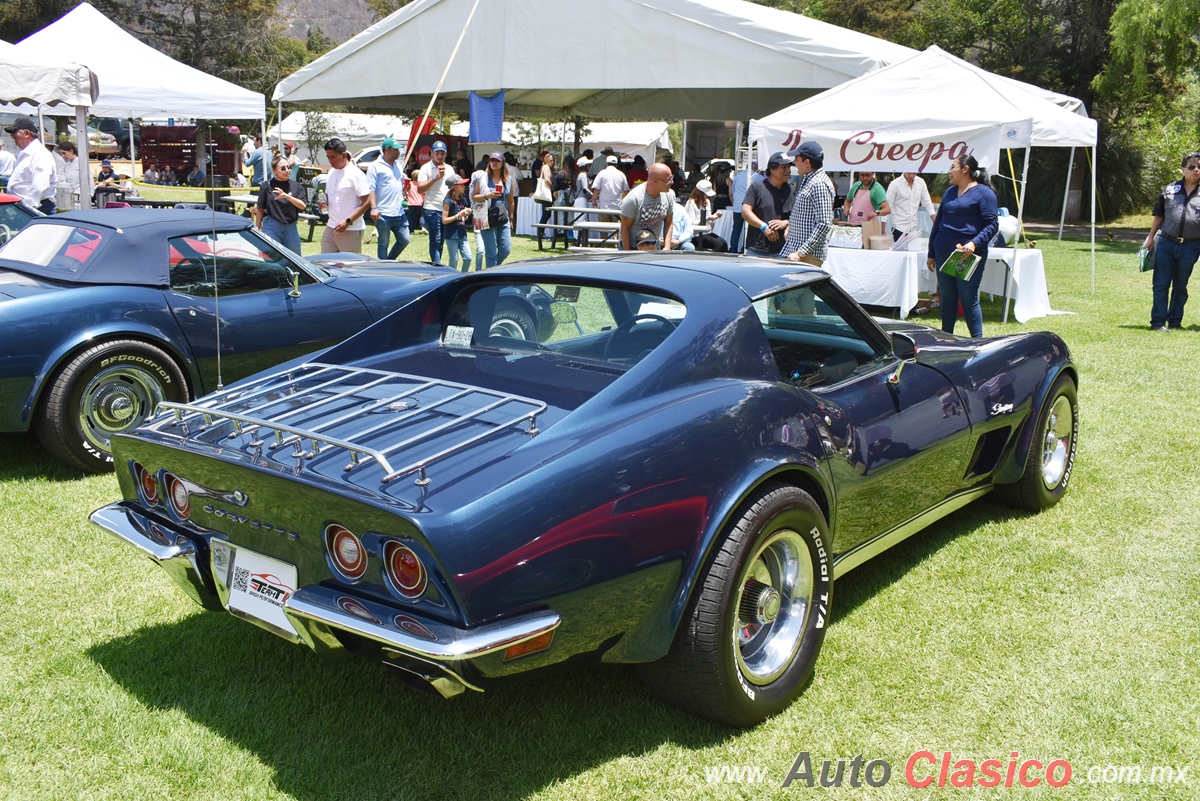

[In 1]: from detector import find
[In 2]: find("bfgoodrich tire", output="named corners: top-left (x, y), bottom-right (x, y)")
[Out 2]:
top-left (639, 484), bottom-right (832, 727)
top-left (997, 374), bottom-right (1078, 512)
top-left (34, 340), bottom-right (187, 473)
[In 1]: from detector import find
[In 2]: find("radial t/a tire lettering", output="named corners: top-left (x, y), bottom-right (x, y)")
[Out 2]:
top-left (638, 484), bottom-right (832, 727)
top-left (34, 339), bottom-right (188, 473)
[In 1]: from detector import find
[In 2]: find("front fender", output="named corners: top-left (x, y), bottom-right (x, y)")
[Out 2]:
top-left (992, 361), bottom-right (1078, 484)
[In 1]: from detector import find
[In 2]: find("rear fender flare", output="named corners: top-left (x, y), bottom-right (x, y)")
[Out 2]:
top-left (612, 457), bottom-right (833, 665)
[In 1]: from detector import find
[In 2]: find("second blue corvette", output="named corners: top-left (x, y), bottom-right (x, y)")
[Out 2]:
top-left (0, 209), bottom-right (469, 471)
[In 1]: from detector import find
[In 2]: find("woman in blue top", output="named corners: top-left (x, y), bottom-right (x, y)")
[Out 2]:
top-left (926, 153), bottom-right (998, 338)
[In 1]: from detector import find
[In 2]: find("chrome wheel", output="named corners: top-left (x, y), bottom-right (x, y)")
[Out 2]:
top-left (79, 365), bottom-right (166, 452)
top-left (733, 529), bottom-right (814, 685)
top-left (1041, 394), bottom-right (1074, 488)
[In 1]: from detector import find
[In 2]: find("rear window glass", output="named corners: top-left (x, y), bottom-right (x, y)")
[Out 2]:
top-left (444, 281), bottom-right (686, 368)
top-left (0, 224), bottom-right (105, 273)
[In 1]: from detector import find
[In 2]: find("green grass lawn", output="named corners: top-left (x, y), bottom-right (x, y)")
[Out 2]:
top-left (2, 234), bottom-right (1198, 800)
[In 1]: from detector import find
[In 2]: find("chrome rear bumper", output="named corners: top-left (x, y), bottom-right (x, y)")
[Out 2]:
top-left (90, 502), bottom-right (562, 698)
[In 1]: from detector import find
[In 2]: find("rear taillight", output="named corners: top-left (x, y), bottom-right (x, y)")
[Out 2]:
top-left (133, 462), bottom-right (158, 507)
top-left (383, 541), bottom-right (427, 599)
top-left (163, 472), bottom-right (190, 520)
top-left (504, 630), bottom-right (555, 662)
top-left (325, 524), bottom-right (367, 581)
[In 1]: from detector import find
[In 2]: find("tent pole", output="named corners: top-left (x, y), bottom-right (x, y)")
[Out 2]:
top-left (277, 102), bottom-right (284, 155)
top-left (128, 118), bottom-right (136, 174)
top-left (76, 105), bottom-right (92, 209)
top-left (413, 0), bottom-right (481, 146)
top-left (1058, 146), bottom-right (1075, 240)
top-left (1091, 144), bottom-right (1096, 293)
top-left (1002, 145), bottom-right (1032, 324)
top-left (682, 120), bottom-right (687, 163)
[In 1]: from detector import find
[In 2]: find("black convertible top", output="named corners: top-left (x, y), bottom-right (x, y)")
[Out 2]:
top-left (0, 209), bottom-right (252, 287)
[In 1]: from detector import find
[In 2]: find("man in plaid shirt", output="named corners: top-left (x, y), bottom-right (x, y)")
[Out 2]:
top-left (781, 141), bottom-right (835, 265)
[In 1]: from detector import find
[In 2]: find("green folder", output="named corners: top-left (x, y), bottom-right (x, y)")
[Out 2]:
top-left (940, 250), bottom-right (981, 281)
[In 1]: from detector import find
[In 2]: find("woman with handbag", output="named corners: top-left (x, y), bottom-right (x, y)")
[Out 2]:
top-left (926, 153), bottom-right (999, 338)
top-left (535, 152), bottom-right (556, 229)
top-left (474, 153), bottom-right (513, 268)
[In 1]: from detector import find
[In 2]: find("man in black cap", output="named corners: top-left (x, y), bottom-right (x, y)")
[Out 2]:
top-left (741, 151), bottom-right (794, 257)
top-left (781, 141), bottom-right (835, 265)
top-left (4, 116), bottom-right (57, 214)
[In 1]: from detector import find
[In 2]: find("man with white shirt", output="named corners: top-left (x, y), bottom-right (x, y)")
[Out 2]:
top-left (418, 141), bottom-right (453, 265)
top-left (886, 172), bottom-right (936, 242)
top-left (320, 137), bottom-right (371, 254)
top-left (4, 117), bottom-right (57, 214)
top-left (591, 155), bottom-right (629, 222)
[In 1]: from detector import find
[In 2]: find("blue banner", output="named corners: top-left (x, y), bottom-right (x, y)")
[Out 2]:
top-left (468, 90), bottom-right (505, 143)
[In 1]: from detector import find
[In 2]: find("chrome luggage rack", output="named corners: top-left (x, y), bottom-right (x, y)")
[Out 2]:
top-left (149, 362), bottom-right (546, 486)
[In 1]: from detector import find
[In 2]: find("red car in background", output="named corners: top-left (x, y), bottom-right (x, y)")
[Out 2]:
top-left (0, 192), bottom-right (43, 244)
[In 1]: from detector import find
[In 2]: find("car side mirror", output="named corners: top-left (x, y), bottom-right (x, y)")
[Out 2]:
top-left (284, 267), bottom-right (301, 298)
top-left (888, 333), bottom-right (918, 384)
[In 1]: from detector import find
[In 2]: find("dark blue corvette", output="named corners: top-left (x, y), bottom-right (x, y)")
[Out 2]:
top-left (91, 254), bottom-right (1078, 726)
top-left (0, 209), bottom-right (478, 471)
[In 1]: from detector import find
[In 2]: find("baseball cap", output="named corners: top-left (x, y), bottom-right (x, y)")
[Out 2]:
top-left (766, 151), bottom-right (790, 169)
top-left (606, 155), bottom-right (618, 164)
top-left (432, 141), bottom-right (448, 153)
top-left (4, 116), bottom-right (38, 134)
top-left (445, 175), bottom-right (468, 187)
top-left (381, 137), bottom-right (398, 150)
top-left (695, 179), bottom-right (716, 197)
top-left (787, 141), bottom-right (824, 161)
top-left (100, 159), bottom-right (112, 167)
top-left (576, 156), bottom-right (591, 167)
top-left (635, 229), bottom-right (658, 247)
top-left (489, 151), bottom-right (503, 161)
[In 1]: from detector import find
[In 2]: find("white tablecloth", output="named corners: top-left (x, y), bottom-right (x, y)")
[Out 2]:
top-left (515, 196), bottom-right (539, 237)
top-left (822, 247), bottom-right (1052, 322)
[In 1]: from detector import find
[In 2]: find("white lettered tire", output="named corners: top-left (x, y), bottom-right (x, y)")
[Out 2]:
top-left (639, 484), bottom-right (832, 726)
top-left (34, 339), bottom-right (187, 472)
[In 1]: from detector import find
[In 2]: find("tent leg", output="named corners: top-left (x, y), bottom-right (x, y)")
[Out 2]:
top-left (76, 105), bottom-right (92, 209)
top-left (1004, 145), bottom-right (1032, 324)
top-left (1058, 146), bottom-right (1074, 240)
top-left (1091, 144), bottom-right (1097, 293)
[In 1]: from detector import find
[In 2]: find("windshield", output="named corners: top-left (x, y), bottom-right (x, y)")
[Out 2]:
top-left (0, 223), bottom-right (105, 273)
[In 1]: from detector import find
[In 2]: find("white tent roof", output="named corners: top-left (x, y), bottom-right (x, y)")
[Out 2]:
top-left (274, 0), bottom-right (915, 119)
top-left (13, 3), bottom-right (264, 120)
top-left (0, 40), bottom-right (98, 107)
top-left (750, 46), bottom-right (1096, 170)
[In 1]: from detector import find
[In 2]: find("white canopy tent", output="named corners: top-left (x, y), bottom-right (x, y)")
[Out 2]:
top-left (750, 46), bottom-right (1099, 291)
top-left (0, 40), bottom-right (99, 207)
top-left (13, 3), bottom-right (266, 176)
top-left (273, 0), bottom-right (915, 120)
top-left (268, 112), bottom-right (411, 165)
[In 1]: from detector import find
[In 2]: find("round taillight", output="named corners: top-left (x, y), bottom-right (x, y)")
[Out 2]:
top-left (163, 472), bottom-right (190, 519)
top-left (133, 462), bottom-right (158, 506)
top-left (325, 524), bottom-right (367, 581)
top-left (383, 541), bottom-right (427, 598)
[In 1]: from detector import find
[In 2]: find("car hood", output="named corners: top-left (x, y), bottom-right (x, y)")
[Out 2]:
top-left (0, 268), bottom-right (67, 301)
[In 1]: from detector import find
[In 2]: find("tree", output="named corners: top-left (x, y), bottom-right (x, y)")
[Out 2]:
top-left (1095, 0), bottom-right (1200, 106)
top-left (0, 0), bottom-right (75, 43)
top-left (364, 0), bottom-right (417, 23)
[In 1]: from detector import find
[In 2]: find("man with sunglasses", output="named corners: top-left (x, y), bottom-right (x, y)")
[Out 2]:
top-left (1145, 151), bottom-right (1200, 331)
top-left (620, 162), bottom-right (675, 250)
top-left (321, 137), bottom-right (371, 254)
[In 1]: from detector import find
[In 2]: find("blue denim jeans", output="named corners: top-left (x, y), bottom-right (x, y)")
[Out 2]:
top-left (375, 213), bottom-right (410, 260)
top-left (480, 224), bottom-right (512, 268)
top-left (1151, 235), bottom-right (1200, 328)
top-left (422, 208), bottom-right (444, 265)
top-left (934, 249), bottom-right (986, 338)
top-left (262, 217), bottom-right (301, 255)
top-left (445, 234), bottom-right (472, 271)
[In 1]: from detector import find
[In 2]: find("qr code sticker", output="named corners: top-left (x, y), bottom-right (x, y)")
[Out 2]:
top-left (232, 566), bottom-right (249, 593)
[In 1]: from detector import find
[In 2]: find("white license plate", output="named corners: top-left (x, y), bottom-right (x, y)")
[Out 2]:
top-left (224, 546), bottom-right (300, 640)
